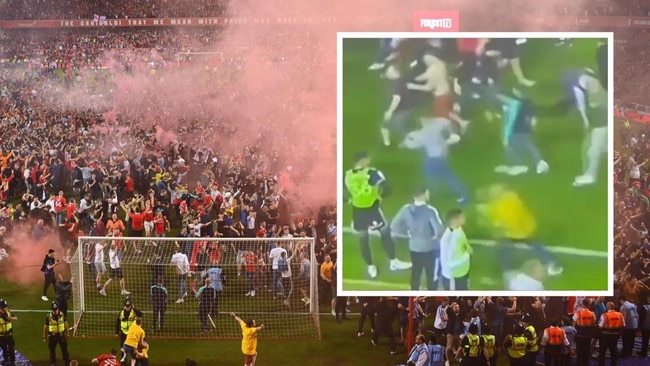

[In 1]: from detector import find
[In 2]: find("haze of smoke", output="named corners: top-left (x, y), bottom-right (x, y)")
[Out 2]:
top-left (3, 231), bottom-right (70, 287)
top-left (32, 0), bottom-right (568, 211)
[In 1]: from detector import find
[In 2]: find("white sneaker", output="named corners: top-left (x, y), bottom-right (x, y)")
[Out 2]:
top-left (283, 300), bottom-right (290, 307)
top-left (573, 174), bottom-right (595, 187)
top-left (99, 289), bottom-right (107, 296)
top-left (175, 299), bottom-right (184, 304)
top-left (331, 309), bottom-right (336, 316)
top-left (250, 291), bottom-right (255, 297)
top-left (484, 111), bottom-right (495, 122)
top-left (507, 165), bottom-right (529, 176)
top-left (536, 160), bottom-right (550, 174)
top-left (389, 259), bottom-right (412, 271)
top-left (41, 296), bottom-right (49, 301)
top-left (245, 291), bottom-right (252, 297)
top-left (367, 265), bottom-right (378, 279)
top-left (368, 63), bottom-right (385, 71)
top-left (121, 290), bottom-right (131, 295)
top-left (547, 263), bottom-right (564, 276)
top-left (304, 299), bottom-right (310, 305)
top-left (494, 165), bottom-right (511, 173)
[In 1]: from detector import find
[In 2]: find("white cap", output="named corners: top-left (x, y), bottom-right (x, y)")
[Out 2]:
top-left (178, 158), bottom-right (185, 164)
top-left (211, 157), bottom-right (218, 163)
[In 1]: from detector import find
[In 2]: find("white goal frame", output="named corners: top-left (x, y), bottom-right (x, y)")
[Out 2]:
top-left (71, 236), bottom-right (320, 340)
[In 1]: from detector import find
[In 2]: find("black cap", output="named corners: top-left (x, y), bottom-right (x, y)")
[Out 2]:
top-left (521, 314), bottom-right (531, 323)
top-left (353, 151), bottom-right (369, 163)
top-left (48, 249), bottom-right (55, 254)
top-left (0, 299), bottom-right (7, 308)
top-left (124, 298), bottom-right (133, 307)
top-left (51, 302), bottom-right (59, 310)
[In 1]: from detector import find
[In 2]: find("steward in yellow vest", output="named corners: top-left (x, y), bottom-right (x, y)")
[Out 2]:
top-left (504, 324), bottom-right (527, 366)
top-left (0, 299), bottom-right (18, 366)
top-left (42, 302), bottom-right (70, 366)
top-left (115, 298), bottom-right (143, 361)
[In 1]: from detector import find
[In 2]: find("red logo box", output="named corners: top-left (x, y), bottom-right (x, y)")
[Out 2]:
top-left (413, 11), bottom-right (460, 32)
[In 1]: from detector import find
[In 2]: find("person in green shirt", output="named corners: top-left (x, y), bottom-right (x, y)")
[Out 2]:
top-left (344, 151), bottom-right (411, 279)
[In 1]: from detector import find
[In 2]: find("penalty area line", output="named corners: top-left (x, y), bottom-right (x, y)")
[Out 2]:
top-left (342, 227), bottom-right (607, 258)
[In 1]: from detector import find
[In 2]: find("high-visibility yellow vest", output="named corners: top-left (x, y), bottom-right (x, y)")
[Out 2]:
top-left (0, 311), bottom-right (13, 335)
top-left (465, 334), bottom-right (481, 357)
top-left (525, 325), bottom-right (539, 352)
top-left (482, 334), bottom-right (496, 357)
top-left (508, 336), bottom-right (527, 359)
top-left (47, 313), bottom-right (65, 334)
top-left (120, 310), bottom-right (136, 335)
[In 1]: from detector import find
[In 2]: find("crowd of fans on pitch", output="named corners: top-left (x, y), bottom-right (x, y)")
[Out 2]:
top-left (1, 0), bottom-right (227, 20)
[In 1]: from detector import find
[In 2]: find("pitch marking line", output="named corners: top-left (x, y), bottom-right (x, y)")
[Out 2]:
top-left (342, 227), bottom-right (607, 258)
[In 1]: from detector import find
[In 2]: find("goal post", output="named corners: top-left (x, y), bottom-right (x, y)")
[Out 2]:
top-left (71, 236), bottom-right (320, 340)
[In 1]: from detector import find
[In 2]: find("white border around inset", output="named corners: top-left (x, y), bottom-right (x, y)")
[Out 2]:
top-left (336, 32), bottom-right (614, 297)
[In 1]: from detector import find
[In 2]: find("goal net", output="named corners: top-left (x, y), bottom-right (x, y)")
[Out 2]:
top-left (70, 236), bottom-right (320, 340)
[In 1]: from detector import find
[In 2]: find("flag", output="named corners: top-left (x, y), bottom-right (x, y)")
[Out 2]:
top-left (99, 16), bottom-right (107, 25)
top-left (93, 14), bottom-right (99, 22)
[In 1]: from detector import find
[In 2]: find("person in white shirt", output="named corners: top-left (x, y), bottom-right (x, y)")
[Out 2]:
top-left (506, 258), bottom-right (546, 291)
top-left (433, 297), bottom-right (449, 335)
top-left (268, 242), bottom-right (287, 299)
top-left (280, 250), bottom-right (297, 307)
top-left (629, 157), bottom-right (647, 180)
top-left (99, 242), bottom-right (130, 296)
top-left (439, 209), bottom-right (472, 291)
top-left (94, 241), bottom-right (107, 290)
top-left (171, 246), bottom-right (190, 303)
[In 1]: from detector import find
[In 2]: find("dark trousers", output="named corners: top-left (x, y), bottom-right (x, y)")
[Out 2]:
top-left (372, 323), bottom-right (396, 352)
top-left (198, 302), bottom-right (215, 330)
top-left (43, 273), bottom-right (56, 297)
top-left (561, 353), bottom-right (572, 366)
top-left (56, 300), bottom-right (68, 320)
top-left (442, 274), bottom-right (469, 291)
top-left (358, 307), bottom-right (375, 333)
top-left (135, 359), bottom-right (150, 366)
top-left (545, 347), bottom-right (562, 366)
top-left (598, 334), bottom-right (619, 366)
top-left (621, 328), bottom-right (636, 356)
top-left (152, 304), bottom-right (166, 330)
top-left (410, 250), bottom-right (435, 291)
top-left (48, 334), bottom-right (70, 365)
top-left (641, 328), bottom-right (650, 356)
top-left (509, 357), bottom-right (526, 366)
top-left (335, 297), bottom-right (347, 320)
top-left (526, 351), bottom-right (539, 366)
top-left (575, 335), bottom-right (592, 366)
top-left (0, 335), bottom-right (15, 365)
top-left (119, 332), bottom-right (127, 353)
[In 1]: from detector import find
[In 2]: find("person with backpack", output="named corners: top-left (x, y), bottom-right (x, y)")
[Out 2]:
top-left (540, 319), bottom-right (572, 366)
top-left (456, 323), bottom-right (486, 366)
top-left (504, 324), bottom-right (528, 366)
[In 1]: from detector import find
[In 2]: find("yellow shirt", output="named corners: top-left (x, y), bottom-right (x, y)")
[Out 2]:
top-left (137, 344), bottom-right (149, 359)
top-left (320, 261), bottom-right (333, 281)
top-left (240, 320), bottom-right (258, 356)
top-left (487, 191), bottom-right (536, 239)
top-left (124, 324), bottom-right (145, 349)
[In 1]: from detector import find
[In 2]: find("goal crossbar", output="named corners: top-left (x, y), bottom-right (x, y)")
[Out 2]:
top-left (72, 236), bottom-right (321, 340)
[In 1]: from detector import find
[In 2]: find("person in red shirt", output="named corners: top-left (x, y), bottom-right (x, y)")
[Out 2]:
top-left (243, 250), bottom-right (260, 297)
top-left (153, 211), bottom-right (169, 237)
top-left (59, 215), bottom-right (79, 262)
top-left (53, 191), bottom-right (67, 225)
top-left (66, 199), bottom-right (77, 220)
top-left (123, 202), bottom-right (146, 254)
top-left (123, 173), bottom-right (135, 200)
top-left (91, 348), bottom-right (119, 366)
top-left (256, 222), bottom-right (267, 238)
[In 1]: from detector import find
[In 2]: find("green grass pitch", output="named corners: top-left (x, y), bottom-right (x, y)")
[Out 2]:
top-left (340, 37), bottom-right (609, 292)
